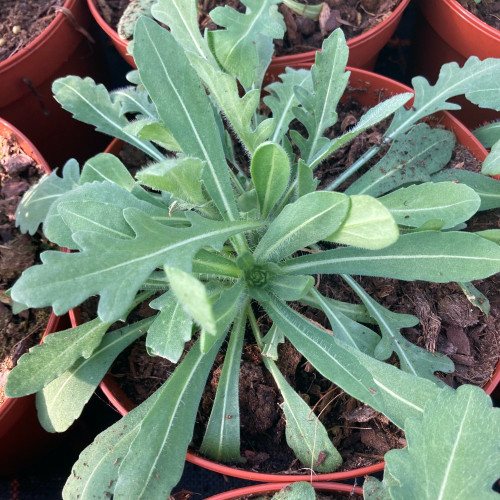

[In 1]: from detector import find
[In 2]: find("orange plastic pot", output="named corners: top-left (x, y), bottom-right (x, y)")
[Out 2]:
top-left (204, 482), bottom-right (363, 500)
top-left (0, 0), bottom-right (108, 166)
top-left (93, 66), bottom-right (500, 483)
top-left (87, 0), bottom-right (410, 75)
top-left (413, 0), bottom-right (500, 129)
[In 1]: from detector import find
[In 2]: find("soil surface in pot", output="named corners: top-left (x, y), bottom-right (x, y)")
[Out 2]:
top-left (0, 132), bottom-right (53, 405)
top-left (0, 0), bottom-right (65, 63)
top-left (456, 0), bottom-right (500, 31)
top-left (96, 0), bottom-right (402, 55)
top-left (103, 92), bottom-right (500, 476)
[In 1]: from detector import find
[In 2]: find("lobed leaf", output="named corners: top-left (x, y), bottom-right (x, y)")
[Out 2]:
top-left (15, 159), bottom-right (80, 235)
top-left (80, 153), bottom-right (135, 191)
top-left (123, 119), bottom-right (182, 152)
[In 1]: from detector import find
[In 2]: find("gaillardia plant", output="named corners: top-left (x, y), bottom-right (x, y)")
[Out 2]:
top-left (6, 0), bottom-right (500, 497)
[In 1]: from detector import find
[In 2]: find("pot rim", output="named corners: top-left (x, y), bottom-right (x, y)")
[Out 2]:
top-left (94, 66), bottom-right (497, 483)
top-left (86, 0), bottom-right (411, 65)
top-left (0, 0), bottom-right (78, 72)
top-left (203, 481), bottom-right (364, 500)
top-left (443, 0), bottom-right (500, 40)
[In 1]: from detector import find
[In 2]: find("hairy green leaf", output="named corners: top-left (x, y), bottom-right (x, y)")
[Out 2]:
top-left (251, 142), bottom-right (291, 217)
top-left (383, 385), bottom-right (500, 500)
top-left (387, 57), bottom-right (500, 139)
top-left (12, 211), bottom-right (260, 322)
top-left (264, 356), bottom-right (342, 473)
top-left (146, 291), bottom-right (193, 362)
top-left (282, 231), bottom-right (500, 283)
top-left (186, 54), bottom-right (274, 154)
top-left (254, 191), bottom-right (350, 262)
top-left (474, 121), bottom-right (500, 149)
top-left (37, 317), bottom-right (153, 433)
top-left (457, 282), bottom-right (490, 316)
top-left (346, 125), bottom-right (455, 197)
top-left (342, 275), bottom-right (453, 383)
top-left (207, 0), bottom-right (285, 88)
top-left (80, 153), bottom-right (135, 190)
top-left (113, 335), bottom-right (224, 499)
top-left (15, 159), bottom-right (79, 235)
top-left (261, 324), bottom-right (284, 360)
top-left (112, 86), bottom-right (157, 119)
top-left (134, 17), bottom-right (239, 222)
top-left (268, 274), bottom-right (314, 301)
top-left (273, 482), bottom-right (316, 500)
top-left (136, 157), bottom-right (207, 205)
top-left (6, 318), bottom-right (111, 397)
top-left (123, 119), bottom-right (182, 152)
top-left (431, 169), bottom-right (500, 210)
top-left (325, 195), bottom-right (399, 249)
top-left (292, 29), bottom-right (349, 164)
top-left (482, 139), bottom-right (500, 175)
top-left (52, 76), bottom-right (163, 161)
top-left (264, 68), bottom-right (313, 144)
top-left (379, 182), bottom-right (481, 229)
top-left (200, 306), bottom-right (247, 462)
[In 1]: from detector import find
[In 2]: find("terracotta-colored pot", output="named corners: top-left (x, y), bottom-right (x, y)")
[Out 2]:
top-left (204, 482), bottom-right (363, 500)
top-left (87, 0), bottom-right (410, 75)
top-left (0, 0), bottom-right (109, 166)
top-left (413, 0), bottom-right (500, 129)
top-left (94, 67), bottom-right (500, 483)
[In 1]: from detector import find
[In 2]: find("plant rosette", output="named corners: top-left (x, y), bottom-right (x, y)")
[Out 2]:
top-left (414, 0), bottom-right (500, 130)
top-left (5, 1), bottom-right (500, 498)
top-left (95, 65), bottom-right (500, 483)
top-left (204, 481), bottom-right (363, 500)
top-left (87, 0), bottom-right (410, 74)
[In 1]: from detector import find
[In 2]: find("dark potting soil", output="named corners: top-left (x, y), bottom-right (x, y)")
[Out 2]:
top-left (105, 96), bottom-right (500, 476)
top-left (97, 0), bottom-right (402, 56)
top-left (456, 0), bottom-right (500, 32)
top-left (0, 0), bottom-right (65, 63)
top-left (0, 132), bottom-right (53, 405)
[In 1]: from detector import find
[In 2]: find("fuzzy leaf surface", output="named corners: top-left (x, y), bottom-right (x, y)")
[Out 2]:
top-left (43, 181), bottom-right (170, 250)
top-left (186, 54), bottom-right (274, 154)
top-left (52, 76), bottom-right (163, 161)
top-left (431, 169), bottom-right (500, 211)
top-left (379, 182), bottom-right (481, 229)
top-left (387, 57), bottom-right (500, 139)
top-left (264, 356), bottom-right (342, 472)
top-left (11, 211), bottom-right (260, 322)
top-left (264, 68), bottom-right (313, 143)
top-left (281, 231), bottom-right (500, 283)
top-left (37, 318), bottom-right (153, 432)
top-left (134, 17), bottom-right (238, 221)
top-left (254, 191), bottom-right (350, 262)
top-left (79, 153), bottom-right (135, 190)
top-left (268, 274), bottom-right (314, 301)
top-left (343, 275), bottom-right (453, 383)
top-left (112, 86), bottom-right (157, 118)
top-left (309, 288), bottom-right (379, 355)
top-left (273, 482), bottom-right (316, 500)
top-left (384, 385), bottom-right (500, 500)
top-left (136, 157), bottom-right (206, 205)
top-left (325, 195), bottom-right (399, 249)
top-left (113, 335), bottom-right (224, 499)
top-left (207, 0), bottom-right (284, 88)
top-left (251, 142), bottom-right (291, 217)
top-left (482, 140), bottom-right (500, 175)
top-left (292, 29), bottom-right (349, 164)
top-left (200, 307), bottom-right (246, 462)
top-left (123, 119), bottom-right (182, 152)
top-left (5, 318), bottom-right (111, 397)
top-left (146, 291), bottom-right (193, 362)
top-left (474, 121), bottom-right (500, 148)
top-left (15, 159), bottom-right (79, 235)
top-left (261, 324), bottom-right (284, 360)
top-left (346, 125), bottom-right (455, 197)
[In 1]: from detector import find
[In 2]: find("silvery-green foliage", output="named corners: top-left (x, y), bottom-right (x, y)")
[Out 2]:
top-left (7, 1), bottom-right (500, 498)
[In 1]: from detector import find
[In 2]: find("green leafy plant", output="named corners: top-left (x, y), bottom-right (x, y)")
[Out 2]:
top-left (6, 0), bottom-right (500, 498)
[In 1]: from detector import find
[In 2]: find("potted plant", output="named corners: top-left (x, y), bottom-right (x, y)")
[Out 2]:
top-left (5, 1), bottom-right (500, 497)
top-left (0, 0), bottom-right (109, 165)
top-left (87, 0), bottom-right (411, 73)
top-left (413, 0), bottom-right (500, 129)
